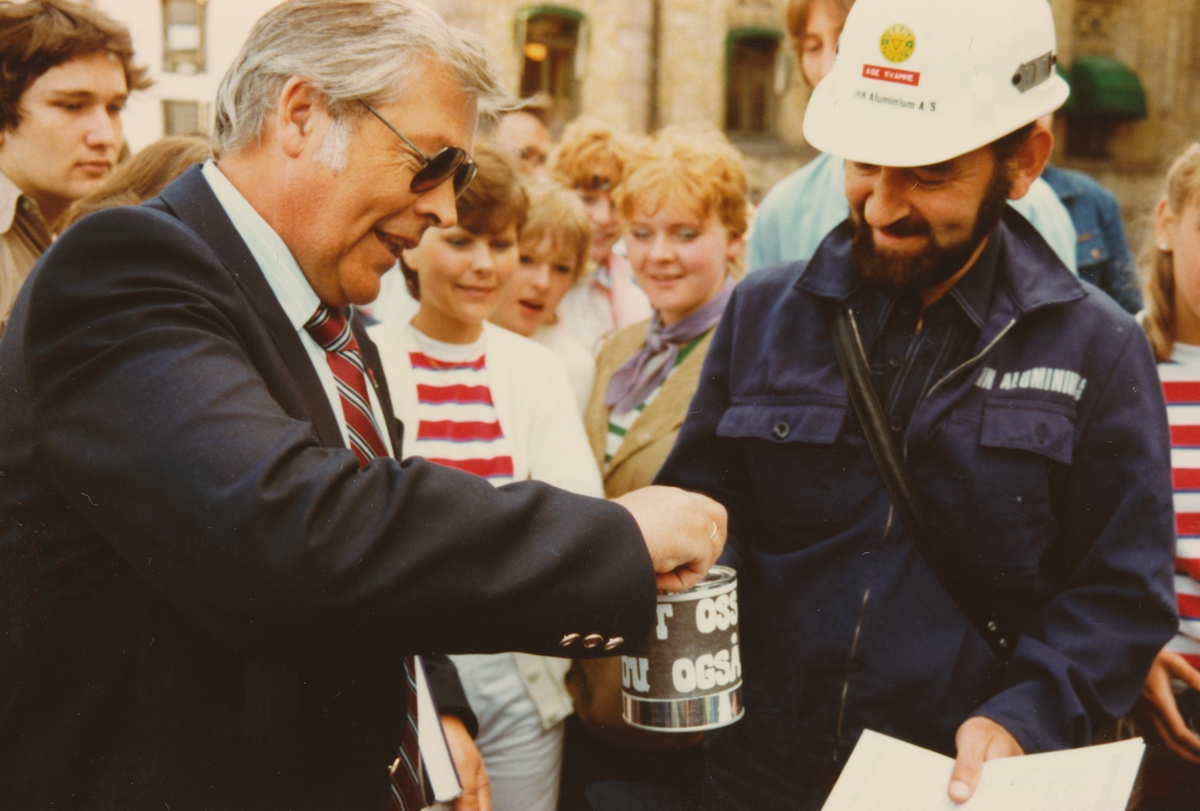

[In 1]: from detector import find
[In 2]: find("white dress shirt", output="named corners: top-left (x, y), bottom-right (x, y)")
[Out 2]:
top-left (201, 160), bottom-right (394, 457)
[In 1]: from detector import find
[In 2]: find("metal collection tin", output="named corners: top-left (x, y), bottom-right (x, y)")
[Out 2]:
top-left (621, 565), bottom-right (744, 732)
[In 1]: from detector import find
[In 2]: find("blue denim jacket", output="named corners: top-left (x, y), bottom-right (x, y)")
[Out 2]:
top-left (1041, 165), bottom-right (1142, 315)
top-left (657, 210), bottom-right (1175, 802)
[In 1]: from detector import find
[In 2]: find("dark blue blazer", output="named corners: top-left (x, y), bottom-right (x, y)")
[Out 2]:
top-left (0, 166), bottom-right (655, 809)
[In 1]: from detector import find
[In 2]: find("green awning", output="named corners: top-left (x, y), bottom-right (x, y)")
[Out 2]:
top-left (1059, 56), bottom-right (1147, 119)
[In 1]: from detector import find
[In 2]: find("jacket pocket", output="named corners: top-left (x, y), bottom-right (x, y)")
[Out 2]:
top-left (979, 400), bottom-right (1075, 465)
top-left (925, 399), bottom-right (1075, 578)
top-left (1076, 229), bottom-right (1109, 270)
top-left (717, 401), bottom-right (867, 541)
top-left (716, 401), bottom-right (845, 445)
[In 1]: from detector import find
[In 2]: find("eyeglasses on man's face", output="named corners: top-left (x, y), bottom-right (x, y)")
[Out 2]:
top-left (357, 99), bottom-right (477, 198)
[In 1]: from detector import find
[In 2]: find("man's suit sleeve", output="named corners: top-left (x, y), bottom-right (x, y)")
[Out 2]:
top-left (23, 206), bottom-right (657, 659)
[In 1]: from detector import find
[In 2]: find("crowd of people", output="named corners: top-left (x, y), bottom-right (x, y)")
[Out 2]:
top-left (0, 0), bottom-right (1198, 810)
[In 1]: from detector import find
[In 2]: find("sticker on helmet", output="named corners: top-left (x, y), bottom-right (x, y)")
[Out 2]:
top-left (863, 64), bottom-right (920, 86)
top-left (879, 24), bottom-right (916, 64)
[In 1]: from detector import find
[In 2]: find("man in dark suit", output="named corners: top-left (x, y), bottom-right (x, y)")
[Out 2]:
top-left (0, 1), bottom-right (725, 808)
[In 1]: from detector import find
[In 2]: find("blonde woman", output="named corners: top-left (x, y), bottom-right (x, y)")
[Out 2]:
top-left (489, 178), bottom-right (595, 412)
top-left (586, 128), bottom-right (747, 499)
top-left (563, 127), bottom-right (748, 811)
top-left (1137, 142), bottom-right (1200, 809)
top-left (551, 120), bottom-right (651, 353)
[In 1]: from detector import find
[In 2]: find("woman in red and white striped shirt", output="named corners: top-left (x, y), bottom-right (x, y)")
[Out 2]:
top-left (1141, 143), bottom-right (1200, 793)
top-left (369, 143), bottom-right (601, 811)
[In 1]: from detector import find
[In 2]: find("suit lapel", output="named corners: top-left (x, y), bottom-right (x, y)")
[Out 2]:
top-left (606, 330), bottom-right (715, 475)
top-left (156, 166), bottom-right (345, 450)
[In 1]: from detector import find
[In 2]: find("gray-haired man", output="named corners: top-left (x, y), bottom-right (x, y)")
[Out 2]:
top-left (0, 1), bottom-right (725, 808)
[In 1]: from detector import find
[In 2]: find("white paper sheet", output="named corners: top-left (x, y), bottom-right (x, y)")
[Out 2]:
top-left (821, 729), bottom-right (1144, 811)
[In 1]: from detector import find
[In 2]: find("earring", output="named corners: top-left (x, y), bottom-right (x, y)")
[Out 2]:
top-left (1161, 241), bottom-right (1171, 251)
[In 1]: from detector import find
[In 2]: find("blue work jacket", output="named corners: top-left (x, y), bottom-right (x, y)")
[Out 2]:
top-left (656, 211), bottom-right (1176, 776)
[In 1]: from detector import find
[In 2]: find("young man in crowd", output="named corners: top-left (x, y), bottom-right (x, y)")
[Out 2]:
top-left (658, 0), bottom-right (1176, 808)
top-left (746, 0), bottom-right (1079, 276)
top-left (0, 0), bottom-right (149, 332)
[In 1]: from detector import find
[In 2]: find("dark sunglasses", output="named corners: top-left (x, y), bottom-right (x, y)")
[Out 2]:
top-left (357, 99), bottom-right (477, 198)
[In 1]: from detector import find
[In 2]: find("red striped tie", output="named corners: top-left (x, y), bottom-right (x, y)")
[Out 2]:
top-left (389, 657), bottom-right (425, 811)
top-left (304, 305), bottom-right (423, 809)
top-left (304, 305), bottom-right (390, 468)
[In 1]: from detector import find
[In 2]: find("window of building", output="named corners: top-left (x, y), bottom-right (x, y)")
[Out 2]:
top-left (725, 29), bottom-right (784, 135)
top-left (1059, 56), bottom-right (1147, 160)
top-left (1065, 119), bottom-right (1116, 159)
top-left (163, 0), bottom-right (205, 74)
top-left (517, 7), bottom-right (587, 133)
top-left (163, 100), bottom-right (207, 135)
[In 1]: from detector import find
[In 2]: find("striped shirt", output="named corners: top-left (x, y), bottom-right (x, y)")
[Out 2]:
top-left (604, 336), bottom-right (703, 468)
top-left (407, 327), bottom-right (515, 485)
top-left (1160, 342), bottom-right (1200, 668)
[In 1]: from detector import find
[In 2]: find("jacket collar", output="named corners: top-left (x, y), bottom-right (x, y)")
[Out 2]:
top-left (1040, 165), bottom-right (1085, 202)
top-left (796, 208), bottom-right (1086, 323)
top-left (0, 170), bottom-right (51, 240)
top-left (153, 165), bottom-right (346, 450)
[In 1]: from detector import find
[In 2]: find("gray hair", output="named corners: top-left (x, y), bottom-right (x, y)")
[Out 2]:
top-left (212, 0), bottom-right (510, 162)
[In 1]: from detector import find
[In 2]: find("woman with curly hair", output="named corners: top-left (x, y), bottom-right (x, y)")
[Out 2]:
top-left (563, 126), bottom-right (749, 811)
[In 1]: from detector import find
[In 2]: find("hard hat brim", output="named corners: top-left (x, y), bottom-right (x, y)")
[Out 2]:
top-left (803, 74), bottom-right (1069, 167)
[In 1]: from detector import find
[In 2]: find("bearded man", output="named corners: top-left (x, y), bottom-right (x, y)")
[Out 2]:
top-left (654, 0), bottom-right (1176, 809)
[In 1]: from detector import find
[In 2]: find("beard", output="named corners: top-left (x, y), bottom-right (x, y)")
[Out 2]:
top-left (850, 163), bottom-right (1012, 295)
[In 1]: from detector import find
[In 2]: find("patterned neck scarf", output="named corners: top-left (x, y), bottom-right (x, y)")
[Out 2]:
top-left (605, 277), bottom-right (736, 414)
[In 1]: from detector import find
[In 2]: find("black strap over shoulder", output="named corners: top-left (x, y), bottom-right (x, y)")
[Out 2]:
top-left (826, 300), bottom-right (1016, 662)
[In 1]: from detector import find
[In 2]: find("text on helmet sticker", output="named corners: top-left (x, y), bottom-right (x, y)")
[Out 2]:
top-left (863, 65), bottom-right (920, 86)
top-left (853, 89), bottom-right (937, 112)
top-left (879, 24), bottom-right (916, 64)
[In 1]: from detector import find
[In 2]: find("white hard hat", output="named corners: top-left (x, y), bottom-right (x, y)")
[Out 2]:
top-left (803, 0), bottom-right (1069, 167)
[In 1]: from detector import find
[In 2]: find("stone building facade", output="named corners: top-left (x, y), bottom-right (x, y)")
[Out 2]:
top-left (1049, 0), bottom-right (1200, 251)
top-left (426, 0), bottom-right (814, 202)
top-left (96, 0), bottom-right (1199, 249)
top-left (94, 0), bottom-right (277, 153)
top-left (429, 0), bottom-right (1200, 249)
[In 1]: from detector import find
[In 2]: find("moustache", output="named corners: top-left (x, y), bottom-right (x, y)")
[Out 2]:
top-left (875, 217), bottom-right (931, 239)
